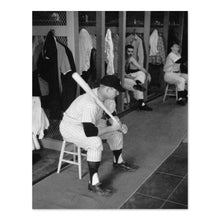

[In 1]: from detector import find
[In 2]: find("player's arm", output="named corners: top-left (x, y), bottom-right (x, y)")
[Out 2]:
top-left (130, 57), bottom-right (151, 81)
top-left (130, 57), bottom-right (147, 73)
top-left (82, 120), bottom-right (121, 137)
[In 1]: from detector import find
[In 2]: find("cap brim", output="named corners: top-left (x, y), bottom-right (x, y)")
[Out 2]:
top-left (116, 86), bottom-right (125, 92)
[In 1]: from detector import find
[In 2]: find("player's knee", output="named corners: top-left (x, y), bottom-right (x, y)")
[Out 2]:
top-left (89, 137), bottom-right (103, 150)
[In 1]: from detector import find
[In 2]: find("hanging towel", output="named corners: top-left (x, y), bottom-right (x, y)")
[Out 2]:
top-left (32, 97), bottom-right (49, 149)
top-left (105, 29), bottom-right (114, 75)
top-left (79, 29), bottom-right (93, 75)
top-left (149, 29), bottom-right (159, 56)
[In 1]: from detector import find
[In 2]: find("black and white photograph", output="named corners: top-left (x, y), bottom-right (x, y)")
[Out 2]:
top-left (1, 0), bottom-right (220, 218)
top-left (32, 11), bottom-right (188, 209)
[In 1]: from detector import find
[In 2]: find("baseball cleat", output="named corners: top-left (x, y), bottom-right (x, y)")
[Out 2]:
top-left (133, 84), bottom-right (146, 92)
top-left (139, 105), bottom-right (153, 111)
top-left (88, 183), bottom-right (112, 196)
top-left (176, 99), bottom-right (186, 106)
top-left (113, 161), bottom-right (138, 171)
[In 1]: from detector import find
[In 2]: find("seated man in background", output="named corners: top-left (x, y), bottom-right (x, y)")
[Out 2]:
top-left (125, 45), bottom-right (152, 111)
top-left (163, 42), bottom-right (188, 105)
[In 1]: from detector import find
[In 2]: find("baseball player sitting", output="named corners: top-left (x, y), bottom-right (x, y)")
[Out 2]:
top-left (59, 75), bottom-right (137, 196)
top-left (124, 45), bottom-right (153, 111)
top-left (163, 43), bottom-right (188, 105)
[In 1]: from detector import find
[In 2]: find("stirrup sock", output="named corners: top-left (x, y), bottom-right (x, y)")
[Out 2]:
top-left (88, 161), bottom-right (100, 185)
top-left (113, 149), bottom-right (123, 164)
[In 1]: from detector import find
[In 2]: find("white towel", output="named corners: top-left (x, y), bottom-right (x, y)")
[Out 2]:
top-left (32, 97), bottom-right (49, 146)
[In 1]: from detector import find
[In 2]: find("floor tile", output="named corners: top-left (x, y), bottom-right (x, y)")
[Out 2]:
top-left (168, 177), bottom-right (188, 205)
top-left (137, 172), bottom-right (182, 200)
top-left (161, 201), bottom-right (187, 209)
top-left (157, 155), bottom-right (188, 177)
top-left (120, 193), bottom-right (164, 209)
top-left (172, 142), bottom-right (188, 159)
top-left (32, 148), bottom-right (60, 184)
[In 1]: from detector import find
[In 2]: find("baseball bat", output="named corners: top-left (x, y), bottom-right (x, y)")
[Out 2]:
top-left (72, 72), bottom-right (118, 124)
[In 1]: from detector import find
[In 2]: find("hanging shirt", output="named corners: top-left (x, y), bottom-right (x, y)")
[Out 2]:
top-left (56, 41), bottom-right (72, 93)
top-left (105, 29), bottom-right (114, 75)
top-left (126, 34), bottom-right (144, 67)
top-left (149, 35), bottom-right (166, 65)
top-left (79, 28), bottom-right (93, 75)
top-left (149, 29), bottom-right (159, 56)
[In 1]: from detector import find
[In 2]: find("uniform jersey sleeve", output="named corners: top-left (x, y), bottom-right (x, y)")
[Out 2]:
top-left (81, 103), bottom-right (99, 125)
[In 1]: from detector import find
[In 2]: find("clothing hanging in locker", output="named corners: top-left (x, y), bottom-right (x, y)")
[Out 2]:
top-left (32, 97), bottom-right (49, 150)
top-left (58, 41), bottom-right (77, 112)
top-left (149, 29), bottom-right (166, 65)
top-left (79, 28), bottom-right (93, 75)
top-left (105, 28), bottom-right (114, 75)
top-left (112, 33), bottom-right (119, 74)
top-left (36, 30), bottom-right (75, 119)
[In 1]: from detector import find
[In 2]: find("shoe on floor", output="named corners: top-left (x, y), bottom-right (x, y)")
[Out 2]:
top-left (176, 99), bottom-right (186, 106)
top-left (139, 104), bottom-right (153, 111)
top-left (133, 84), bottom-right (146, 92)
top-left (88, 182), bottom-right (112, 196)
top-left (113, 161), bottom-right (138, 171)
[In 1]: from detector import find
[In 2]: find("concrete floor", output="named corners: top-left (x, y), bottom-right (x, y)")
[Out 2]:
top-left (32, 96), bottom-right (187, 209)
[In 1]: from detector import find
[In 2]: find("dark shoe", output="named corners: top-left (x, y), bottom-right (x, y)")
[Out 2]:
top-left (88, 183), bottom-right (112, 196)
top-left (177, 98), bottom-right (186, 106)
top-left (133, 84), bottom-right (146, 92)
top-left (139, 104), bottom-right (153, 111)
top-left (113, 161), bottom-right (138, 171)
top-left (135, 80), bottom-right (142, 85)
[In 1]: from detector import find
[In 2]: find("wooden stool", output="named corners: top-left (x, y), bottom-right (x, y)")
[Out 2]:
top-left (57, 140), bottom-right (86, 179)
top-left (163, 83), bottom-right (178, 103)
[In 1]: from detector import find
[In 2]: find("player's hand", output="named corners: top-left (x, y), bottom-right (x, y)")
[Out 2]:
top-left (125, 74), bottom-right (135, 79)
top-left (121, 124), bottom-right (128, 134)
top-left (108, 116), bottom-right (120, 125)
top-left (111, 117), bottom-right (122, 131)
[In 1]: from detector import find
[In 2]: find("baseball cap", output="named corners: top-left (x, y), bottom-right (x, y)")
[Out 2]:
top-left (100, 75), bottom-right (125, 92)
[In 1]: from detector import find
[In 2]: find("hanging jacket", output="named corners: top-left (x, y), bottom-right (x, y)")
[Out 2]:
top-left (56, 41), bottom-right (72, 93)
top-left (37, 30), bottom-right (62, 119)
top-left (57, 41), bottom-right (77, 111)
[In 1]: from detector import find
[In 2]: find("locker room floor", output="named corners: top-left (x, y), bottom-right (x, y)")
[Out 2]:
top-left (32, 96), bottom-right (188, 209)
top-left (33, 141), bottom-right (187, 209)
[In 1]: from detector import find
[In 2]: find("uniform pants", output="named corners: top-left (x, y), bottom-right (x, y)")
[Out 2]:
top-left (124, 71), bottom-right (146, 100)
top-left (59, 119), bottom-right (123, 162)
top-left (164, 72), bottom-right (188, 91)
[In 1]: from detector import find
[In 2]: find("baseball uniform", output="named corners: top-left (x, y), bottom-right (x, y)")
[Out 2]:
top-left (59, 88), bottom-right (123, 162)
